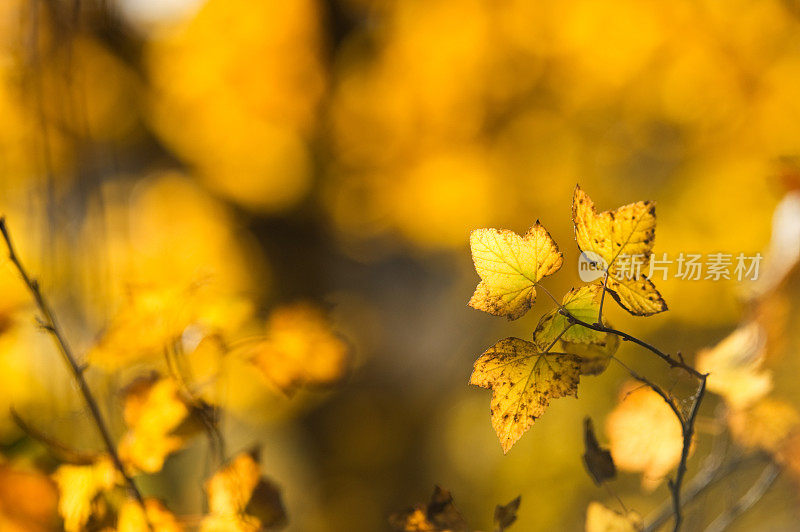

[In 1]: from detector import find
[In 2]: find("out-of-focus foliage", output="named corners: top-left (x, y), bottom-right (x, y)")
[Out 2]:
top-left (605, 383), bottom-right (684, 490)
top-left (1, 0), bottom-right (800, 530)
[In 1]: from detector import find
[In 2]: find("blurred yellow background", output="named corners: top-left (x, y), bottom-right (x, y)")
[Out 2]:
top-left (1, 0), bottom-right (800, 530)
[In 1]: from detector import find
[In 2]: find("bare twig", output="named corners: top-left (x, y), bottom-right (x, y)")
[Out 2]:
top-left (668, 374), bottom-right (708, 532)
top-left (0, 217), bottom-right (149, 517)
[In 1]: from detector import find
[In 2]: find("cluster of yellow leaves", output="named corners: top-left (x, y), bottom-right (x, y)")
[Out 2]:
top-left (201, 451), bottom-right (286, 532)
top-left (468, 186), bottom-right (663, 452)
top-left (605, 383), bottom-right (684, 490)
top-left (248, 303), bottom-right (350, 395)
top-left (118, 376), bottom-right (192, 474)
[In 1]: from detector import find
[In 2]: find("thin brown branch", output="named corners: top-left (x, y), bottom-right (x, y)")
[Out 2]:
top-left (0, 217), bottom-right (149, 518)
top-left (668, 374), bottom-right (708, 532)
top-left (561, 309), bottom-right (705, 379)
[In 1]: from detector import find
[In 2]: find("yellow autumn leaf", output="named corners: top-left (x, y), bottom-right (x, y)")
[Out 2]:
top-left (562, 335), bottom-right (620, 376)
top-left (470, 337), bottom-right (581, 453)
top-left (585, 502), bottom-right (643, 532)
top-left (249, 303), bottom-right (349, 395)
top-left (533, 284), bottom-right (608, 348)
top-left (201, 451), bottom-right (286, 532)
top-left (727, 398), bottom-right (800, 455)
top-left (52, 456), bottom-right (119, 532)
top-left (117, 498), bottom-right (183, 532)
top-left (0, 463), bottom-right (58, 532)
top-left (606, 383), bottom-right (684, 489)
top-left (572, 185), bottom-right (666, 316)
top-left (696, 322), bottom-right (772, 409)
top-left (468, 223), bottom-right (563, 320)
top-left (118, 376), bottom-right (190, 474)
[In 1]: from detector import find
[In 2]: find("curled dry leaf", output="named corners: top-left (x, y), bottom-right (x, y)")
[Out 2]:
top-left (605, 383), bottom-right (684, 490)
top-left (201, 450), bottom-right (286, 532)
top-left (582, 417), bottom-right (616, 486)
top-left (389, 485), bottom-right (467, 532)
top-left (470, 337), bottom-right (581, 453)
top-left (585, 502), bottom-right (642, 532)
top-left (572, 185), bottom-right (666, 316)
top-left (696, 322), bottom-right (772, 410)
top-left (52, 456), bottom-right (119, 532)
top-left (118, 375), bottom-right (191, 474)
top-left (468, 223), bottom-right (563, 320)
top-left (494, 495), bottom-right (521, 532)
top-left (249, 303), bottom-right (349, 395)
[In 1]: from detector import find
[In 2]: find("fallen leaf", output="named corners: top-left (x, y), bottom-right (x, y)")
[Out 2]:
top-left (585, 502), bottom-right (642, 532)
top-left (470, 337), bottom-right (581, 453)
top-left (582, 417), bottom-right (616, 486)
top-left (468, 223), bottom-right (563, 320)
top-left (572, 185), bottom-right (666, 316)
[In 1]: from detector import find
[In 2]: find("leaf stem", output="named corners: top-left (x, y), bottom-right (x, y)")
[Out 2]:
top-left (0, 217), bottom-right (150, 522)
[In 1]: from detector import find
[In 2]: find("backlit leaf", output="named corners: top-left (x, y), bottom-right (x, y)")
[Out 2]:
top-left (696, 322), bottom-right (772, 409)
top-left (249, 303), bottom-right (349, 396)
top-left (468, 223), bottom-right (563, 320)
top-left (605, 383), bottom-right (684, 489)
top-left (470, 337), bottom-right (580, 453)
top-left (533, 284), bottom-right (608, 349)
top-left (52, 456), bottom-right (119, 532)
top-left (118, 376), bottom-right (191, 474)
top-left (572, 186), bottom-right (666, 316)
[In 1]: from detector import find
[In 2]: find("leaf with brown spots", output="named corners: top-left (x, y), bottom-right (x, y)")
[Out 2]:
top-left (572, 185), bottom-right (666, 316)
top-left (470, 338), bottom-right (581, 453)
top-left (468, 223), bottom-right (563, 320)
